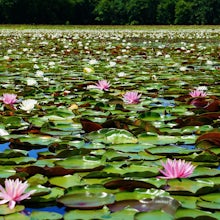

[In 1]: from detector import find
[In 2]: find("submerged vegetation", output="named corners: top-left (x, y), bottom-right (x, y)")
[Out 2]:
top-left (0, 26), bottom-right (220, 219)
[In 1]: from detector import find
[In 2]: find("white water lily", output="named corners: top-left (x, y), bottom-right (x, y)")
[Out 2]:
top-left (83, 67), bottom-right (94, 74)
top-left (117, 72), bottom-right (126, 77)
top-left (35, 70), bottom-right (44, 77)
top-left (20, 99), bottom-right (37, 113)
top-left (0, 128), bottom-right (9, 136)
top-left (89, 59), bottom-right (98, 65)
top-left (109, 61), bottom-right (116, 67)
top-left (27, 78), bottom-right (38, 86)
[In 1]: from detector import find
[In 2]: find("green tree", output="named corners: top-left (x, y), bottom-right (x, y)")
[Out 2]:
top-left (94, 0), bottom-right (127, 24)
top-left (0, 0), bottom-right (17, 23)
top-left (174, 0), bottom-right (194, 24)
top-left (126, 0), bottom-right (159, 25)
top-left (191, 0), bottom-right (220, 24)
top-left (156, 0), bottom-right (176, 24)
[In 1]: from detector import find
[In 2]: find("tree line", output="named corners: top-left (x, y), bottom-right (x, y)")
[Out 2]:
top-left (0, 0), bottom-right (219, 25)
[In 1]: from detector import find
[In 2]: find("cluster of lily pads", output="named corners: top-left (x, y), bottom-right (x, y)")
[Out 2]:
top-left (0, 27), bottom-right (220, 220)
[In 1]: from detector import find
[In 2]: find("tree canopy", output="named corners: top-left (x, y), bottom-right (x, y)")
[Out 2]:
top-left (0, 0), bottom-right (219, 25)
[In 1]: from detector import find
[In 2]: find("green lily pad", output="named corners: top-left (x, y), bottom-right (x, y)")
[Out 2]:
top-left (0, 156), bottom-right (35, 165)
top-left (30, 211), bottom-right (63, 220)
top-left (30, 187), bottom-right (64, 203)
top-left (138, 112), bottom-right (161, 121)
top-left (49, 173), bottom-right (84, 188)
top-left (197, 200), bottom-right (220, 210)
top-left (191, 167), bottom-right (220, 177)
top-left (147, 145), bottom-right (195, 155)
top-left (106, 129), bottom-right (138, 144)
top-left (57, 192), bottom-right (115, 209)
top-left (55, 156), bottom-right (104, 170)
top-left (1, 212), bottom-right (30, 220)
top-left (175, 208), bottom-right (220, 220)
top-left (86, 128), bottom-right (138, 144)
top-left (134, 210), bottom-right (174, 220)
top-left (172, 196), bottom-right (198, 209)
top-left (138, 134), bottom-right (180, 145)
top-left (115, 189), bottom-right (170, 201)
top-left (201, 192), bottom-right (220, 204)
top-left (167, 179), bottom-right (215, 195)
top-left (0, 166), bottom-right (15, 178)
top-left (63, 207), bottom-right (111, 220)
top-left (0, 205), bottom-right (24, 215)
top-left (18, 135), bottom-right (60, 146)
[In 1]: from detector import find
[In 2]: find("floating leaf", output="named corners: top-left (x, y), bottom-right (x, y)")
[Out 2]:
top-left (201, 192), bottom-right (220, 204)
top-left (57, 192), bottom-right (115, 209)
top-left (30, 211), bottom-right (63, 220)
top-left (196, 132), bottom-right (220, 147)
top-left (166, 179), bottom-right (215, 195)
top-left (134, 210), bottom-right (174, 220)
top-left (55, 156), bottom-right (104, 171)
top-left (175, 208), bottom-right (220, 220)
top-left (49, 174), bottom-right (83, 188)
top-left (138, 134), bottom-right (180, 145)
top-left (63, 207), bottom-right (110, 220)
top-left (0, 204), bottom-right (24, 216)
top-left (138, 112), bottom-right (161, 121)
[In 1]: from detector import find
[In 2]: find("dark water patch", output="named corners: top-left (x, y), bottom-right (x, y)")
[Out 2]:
top-left (150, 98), bottom-right (175, 107)
top-left (178, 144), bottom-right (195, 150)
top-left (28, 148), bottom-right (48, 159)
top-left (0, 142), bottom-right (10, 152)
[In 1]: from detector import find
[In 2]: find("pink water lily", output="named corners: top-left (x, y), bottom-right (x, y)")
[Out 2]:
top-left (159, 158), bottom-right (195, 179)
top-left (2, 93), bottom-right (17, 105)
top-left (122, 91), bottom-right (141, 104)
top-left (95, 80), bottom-right (110, 91)
top-left (189, 89), bottom-right (207, 98)
top-left (0, 179), bottom-right (35, 209)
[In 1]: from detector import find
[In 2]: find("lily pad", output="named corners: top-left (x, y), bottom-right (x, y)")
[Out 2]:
top-left (175, 208), bottom-right (220, 220)
top-left (30, 211), bottom-right (63, 220)
top-left (63, 207), bottom-right (111, 220)
top-left (55, 156), bottom-right (104, 171)
top-left (138, 134), bottom-right (180, 145)
top-left (57, 192), bottom-right (115, 209)
top-left (134, 210), bottom-right (174, 220)
top-left (0, 205), bottom-right (24, 215)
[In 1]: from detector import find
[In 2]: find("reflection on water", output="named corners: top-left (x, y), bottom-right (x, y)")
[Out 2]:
top-left (0, 142), bottom-right (10, 151)
top-left (28, 148), bottom-right (48, 159)
top-left (179, 144), bottom-right (195, 150)
top-left (0, 143), bottom-right (48, 159)
top-left (150, 98), bottom-right (175, 107)
top-left (24, 206), bottom-right (66, 215)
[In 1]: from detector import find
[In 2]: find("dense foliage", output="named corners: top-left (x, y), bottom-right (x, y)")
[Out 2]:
top-left (0, 0), bottom-right (219, 25)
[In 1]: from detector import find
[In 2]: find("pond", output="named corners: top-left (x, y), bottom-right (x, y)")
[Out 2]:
top-left (0, 27), bottom-right (220, 219)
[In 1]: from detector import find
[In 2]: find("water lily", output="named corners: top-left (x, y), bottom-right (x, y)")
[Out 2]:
top-left (35, 70), bottom-right (44, 77)
top-left (95, 80), bottom-right (110, 91)
top-left (0, 128), bottom-right (9, 136)
top-left (89, 59), bottom-right (98, 65)
top-left (1, 93), bottom-right (17, 105)
top-left (159, 158), bottom-right (195, 179)
top-left (20, 99), bottom-right (37, 113)
top-left (196, 86), bottom-right (208, 91)
top-left (27, 78), bottom-right (38, 86)
top-left (189, 89), bottom-right (207, 98)
top-left (109, 61), bottom-right (116, 67)
top-left (122, 91), bottom-right (141, 104)
top-left (83, 67), bottom-right (94, 74)
top-left (0, 179), bottom-right (35, 209)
